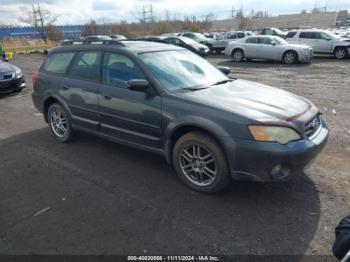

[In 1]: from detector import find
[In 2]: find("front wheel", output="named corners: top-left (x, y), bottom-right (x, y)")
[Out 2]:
top-left (334, 47), bottom-right (348, 59)
top-left (232, 49), bottom-right (244, 62)
top-left (173, 131), bottom-right (231, 193)
top-left (283, 51), bottom-right (298, 64)
top-left (48, 103), bottom-right (77, 142)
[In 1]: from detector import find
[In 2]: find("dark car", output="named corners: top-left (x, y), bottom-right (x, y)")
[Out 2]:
top-left (84, 35), bottom-right (112, 42)
top-left (32, 41), bottom-right (329, 193)
top-left (163, 36), bottom-right (210, 56)
top-left (0, 58), bottom-right (26, 93)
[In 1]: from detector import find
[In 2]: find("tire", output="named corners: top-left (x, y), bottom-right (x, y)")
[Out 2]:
top-left (232, 49), bottom-right (244, 62)
top-left (173, 131), bottom-right (231, 193)
top-left (48, 103), bottom-right (77, 143)
top-left (334, 47), bottom-right (348, 59)
top-left (283, 51), bottom-right (298, 64)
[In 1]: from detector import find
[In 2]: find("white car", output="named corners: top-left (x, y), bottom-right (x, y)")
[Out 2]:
top-left (208, 31), bottom-right (253, 53)
top-left (286, 29), bottom-right (350, 59)
top-left (225, 35), bottom-right (313, 64)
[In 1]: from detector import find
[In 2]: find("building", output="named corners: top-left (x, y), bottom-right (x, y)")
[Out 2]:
top-left (212, 11), bottom-right (339, 31)
top-left (0, 25), bottom-right (84, 39)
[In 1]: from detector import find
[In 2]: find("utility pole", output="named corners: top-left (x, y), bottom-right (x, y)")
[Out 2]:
top-left (32, 3), bottom-right (46, 42)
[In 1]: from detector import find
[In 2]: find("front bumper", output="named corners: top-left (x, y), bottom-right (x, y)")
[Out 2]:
top-left (299, 49), bottom-right (313, 62)
top-left (225, 124), bottom-right (329, 182)
top-left (0, 76), bottom-right (26, 93)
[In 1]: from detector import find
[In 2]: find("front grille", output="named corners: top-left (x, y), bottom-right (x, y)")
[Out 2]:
top-left (305, 115), bottom-right (322, 138)
top-left (0, 73), bottom-right (14, 81)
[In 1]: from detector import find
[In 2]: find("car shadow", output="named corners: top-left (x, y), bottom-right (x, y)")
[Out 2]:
top-left (0, 128), bottom-right (321, 257)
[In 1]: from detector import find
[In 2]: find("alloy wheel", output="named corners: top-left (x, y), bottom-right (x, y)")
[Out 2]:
top-left (50, 109), bottom-right (68, 138)
top-left (335, 49), bottom-right (346, 59)
top-left (179, 144), bottom-right (217, 187)
top-left (233, 50), bottom-right (243, 62)
top-left (284, 52), bottom-right (296, 64)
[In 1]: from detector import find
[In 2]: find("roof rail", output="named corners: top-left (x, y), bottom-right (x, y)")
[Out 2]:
top-left (60, 39), bottom-right (126, 46)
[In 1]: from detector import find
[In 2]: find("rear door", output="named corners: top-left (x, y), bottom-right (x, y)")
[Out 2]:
top-left (243, 37), bottom-right (259, 58)
top-left (98, 52), bottom-right (162, 149)
top-left (61, 51), bottom-right (101, 131)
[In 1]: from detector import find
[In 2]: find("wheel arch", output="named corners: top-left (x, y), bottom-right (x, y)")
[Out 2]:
top-left (43, 96), bottom-right (71, 123)
top-left (282, 49), bottom-right (299, 62)
top-left (163, 120), bottom-right (232, 168)
top-left (231, 47), bottom-right (245, 56)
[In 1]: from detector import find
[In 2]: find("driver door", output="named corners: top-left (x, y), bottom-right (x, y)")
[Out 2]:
top-left (98, 52), bottom-right (162, 149)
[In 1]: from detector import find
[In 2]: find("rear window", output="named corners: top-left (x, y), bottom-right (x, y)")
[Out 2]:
top-left (286, 32), bottom-right (297, 38)
top-left (42, 52), bottom-right (75, 74)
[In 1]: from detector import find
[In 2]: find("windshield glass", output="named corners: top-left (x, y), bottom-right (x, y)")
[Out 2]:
top-left (139, 50), bottom-right (227, 91)
top-left (180, 37), bottom-right (198, 45)
top-left (274, 37), bottom-right (288, 45)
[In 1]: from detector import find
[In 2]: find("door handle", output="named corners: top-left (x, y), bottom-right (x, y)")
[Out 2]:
top-left (103, 94), bottom-right (111, 100)
top-left (62, 85), bottom-right (69, 90)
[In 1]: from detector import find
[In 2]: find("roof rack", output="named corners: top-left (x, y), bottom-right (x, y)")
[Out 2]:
top-left (60, 40), bottom-right (126, 47)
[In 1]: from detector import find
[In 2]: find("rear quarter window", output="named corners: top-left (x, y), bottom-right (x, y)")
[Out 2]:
top-left (286, 32), bottom-right (297, 38)
top-left (42, 52), bottom-right (75, 74)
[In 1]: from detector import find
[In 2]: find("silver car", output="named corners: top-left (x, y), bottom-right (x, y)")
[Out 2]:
top-left (225, 36), bottom-right (313, 64)
top-left (208, 31), bottom-right (253, 53)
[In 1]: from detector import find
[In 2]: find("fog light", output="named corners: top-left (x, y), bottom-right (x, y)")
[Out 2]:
top-left (271, 164), bottom-right (282, 176)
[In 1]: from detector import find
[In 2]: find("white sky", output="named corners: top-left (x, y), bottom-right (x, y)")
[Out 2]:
top-left (0, 0), bottom-right (349, 25)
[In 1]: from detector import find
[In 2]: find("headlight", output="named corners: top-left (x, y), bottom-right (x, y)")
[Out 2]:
top-left (248, 125), bottom-right (301, 144)
top-left (15, 68), bottom-right (22, 78)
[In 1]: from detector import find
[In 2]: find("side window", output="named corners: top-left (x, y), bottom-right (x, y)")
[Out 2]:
top-left (69, 51), bottom-right (101, 81)
top-left (102, 52), bottom-right (146, 87)
top-left (245, 37), bottom-right (258, 44)
top-left (286, 32), bottom-right (297, 38)
top-left (237, 32), bottom-right (245, 38)
top-left (259, 37), bottom-right (273, 44)
top-left (42, 52), bottom-right (75, 74)
top-left (300, 32), bottom-right (315, 39)
top-left (184, 33), bottom-right (193, 39)
top-left (228, 33), bottom-right (236, 39)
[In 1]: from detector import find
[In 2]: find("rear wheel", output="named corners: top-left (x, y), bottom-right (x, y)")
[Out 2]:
top-left (283, 51), bottom-right (298, 64)
top-left (173, 131), bottom-right (231, 193)
top-left (48, 103), bottom-right (77, 142)
top-left (334, 47), bottom-right (348, 59)
top-left (232, 49), bottom-right (244, 62)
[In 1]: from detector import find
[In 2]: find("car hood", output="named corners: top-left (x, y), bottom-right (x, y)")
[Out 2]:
top-left (190, 42), bottom-right (208, 49)
top-left (179, 79), bottom-right (314, 122)
top-left (0, 61), bottom-right (16, 74)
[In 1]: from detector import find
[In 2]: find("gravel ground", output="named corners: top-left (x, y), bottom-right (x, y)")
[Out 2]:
top-left (0, 53), bottom-right (349, 259)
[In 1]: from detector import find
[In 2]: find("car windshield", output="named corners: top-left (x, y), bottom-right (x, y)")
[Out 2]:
top-left (139, 50), bottom-right (228, 91)
top-left (273, 38), bottom-right (288, 45)
top-left (180, 37), bottom-right (198, 45)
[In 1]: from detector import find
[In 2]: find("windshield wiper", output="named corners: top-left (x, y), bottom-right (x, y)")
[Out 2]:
top-left (211, 79), bottom-right (235, 86)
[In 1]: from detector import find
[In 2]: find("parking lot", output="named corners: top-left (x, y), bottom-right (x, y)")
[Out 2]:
top-left (0, 53), bottom-right (349, 258)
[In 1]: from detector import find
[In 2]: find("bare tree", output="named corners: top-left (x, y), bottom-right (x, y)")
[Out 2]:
top-left (82, 20), bottom-right (99, 36)
top-left (18, 4), bottom-right (59, 42)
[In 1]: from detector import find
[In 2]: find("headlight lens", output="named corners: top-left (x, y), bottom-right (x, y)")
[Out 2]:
top-left (15, 68), bottom-right (22, 78)
top-left (248, 125), bottom-right (301, 144)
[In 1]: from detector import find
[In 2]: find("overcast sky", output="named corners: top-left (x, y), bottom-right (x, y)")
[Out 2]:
top-left (0, 0), bottom-right (349, 25)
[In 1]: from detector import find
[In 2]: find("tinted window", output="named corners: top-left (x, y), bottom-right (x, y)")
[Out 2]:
top-left (183, 33), bottom-right (194, 38)
top-left (286, 32), bottom-right (297, 38)
top-left (259, 37), bottom-right (273, 44)
top-left (228, 33), bottom-right (236, 39)
top-left (42, 52), bottom-right (74, 74)
top-left (245, 37), bottom-right (258, 44)
top-left (299, 32), bottom-right (319, 39)
top-left (237, 32), bottom-right (245, 38)
top-left (103, 53), bottom-right (145, 87)
top-left (69, 51), bottom-right (101, 81)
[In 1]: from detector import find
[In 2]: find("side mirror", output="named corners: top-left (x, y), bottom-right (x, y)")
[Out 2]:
top-left (217, 67), bottom-right (231, 75)
top-left (127, 79), bottom-right (150, 92)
